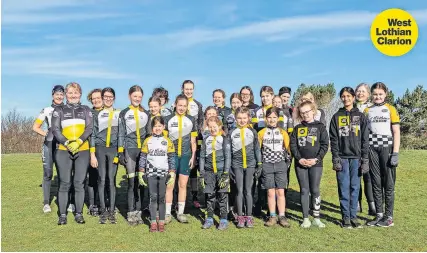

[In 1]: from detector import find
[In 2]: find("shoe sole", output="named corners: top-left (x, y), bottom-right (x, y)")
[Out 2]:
top-left (377, 223), bottom-right (394, 227)
top-left (44, 210), bottom-right (52, 213)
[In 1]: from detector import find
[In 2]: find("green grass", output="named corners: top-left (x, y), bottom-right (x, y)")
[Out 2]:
top-left (2, 151), bottom-right (427, 252)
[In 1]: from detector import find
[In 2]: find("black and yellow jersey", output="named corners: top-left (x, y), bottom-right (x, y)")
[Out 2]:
top-left (228, 126), bottom-right (262, 169)
top-left (356, 101), bottom-right (372, 113)
top-left (187, 98), bottom-right (204, 132)
top-left (251, 105), bottom-right (287, 132)
top-left (90, 108), bottom-right (121, 151)
top-left (160, 106), bottom-right (173, 117)
top-left (139, 134), bottom-right (176, 177)
top-left (258, 127), bottom-right (290, 163)
top-left (164, 113), bottom-right (198, 157)
top-left (35, 102), bottom-right (63, 142)
top-left (364, 102), bottom-right (400, 147)
top-left (118, 105), bottom-right (150, 151)
top-left (51, 102), bottom-right (93, 151)
top-left (224, 110), bottom-right (237, 133)
top-left (199, 133), bottom-right (231, 175)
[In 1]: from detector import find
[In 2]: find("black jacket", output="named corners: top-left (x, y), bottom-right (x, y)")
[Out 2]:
top-left (329, 107), bottom-right (369, 160)
top-left (290, 120), bottom-right (329, 167)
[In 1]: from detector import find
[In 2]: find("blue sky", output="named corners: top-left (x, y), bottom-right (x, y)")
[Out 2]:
top-left (2, 0), bottom-right (427, 117)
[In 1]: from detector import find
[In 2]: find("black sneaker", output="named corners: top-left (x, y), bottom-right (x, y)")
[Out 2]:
top-left (366, 215), bottom-right (383, 226)
top-left (108, 211), bottom-right (117, 224)
top-left (75, 213), bottom-right (86, 224)
top-left (350, 218), bottom-right (363, 228)
top-left (88, 205), bottom-right (99, 217)
top-left (341, 218), bottom-right (352, 229)
top-left (99, 210), bottom-right (108, 224)
top-left (376, 216), bottom-right (394, 227)
top-left (58, 215), bottom-right (67, 225)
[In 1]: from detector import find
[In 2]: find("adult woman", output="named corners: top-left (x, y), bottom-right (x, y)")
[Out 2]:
top-left (33, 85), bottom-right (64, 213)
top-left (118, 85), bottom-right (151, 226)
top-left (278, 86), bottom-right (293, 116)
top-left (182, 80), bottom-right (204, 132)
top-left (52, 82), bottom-right (93, 225)
top-left (213, 89), bottom-right (232, 128)
top-left (240, 86), bottom-right (259, 112)
top-left (365, 82), bottom-right (400, 227)
top-left (293, 92), bottom-right (326, 126)
top-left (90, 87), bottom-right (121, 224)
top-left (355, 83), bottom-right (376, 215)
top-left (330, 87), bottom-right (369, 228)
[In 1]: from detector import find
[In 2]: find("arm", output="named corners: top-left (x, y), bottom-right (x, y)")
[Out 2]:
top-left (199, 138), bottom-right (206, 176)
top-left (360, 114), bottom-right (370, 159)
top-left (90, 111), bottom-right (98, 153)
top-left (167, 138), bottom-right (176, 173)
top-left (223, 136), bottom-right (231, 174)
top-left (282, 130), bottom-right (291, 154)
top-left (390, 106), bottom-right (401, 153)
top-left (118, 111), bottom-right (126, 153)
top-left (252, 129), bottom-right (262, 164)
top-left (191, 117), bottom-right (198, 162)
top-left (78, 107), bottom-right (93, 143)
top-left (320, 109), bottom-right (327, 126)
top-left (138, 138), bottom-right (149, 172)
top-left (329, 114), bottom-right (340, 160)
top-left (290, 127), bottom-right (302, 161)
top-left (146, 112), bottom-right (152, 137)
top-left (33, 109), bottom-right (47, 137)
top-left (51, 107), bottom-right (68, 145)
top-left (316, 125), bottom-right (329, 161)
top-left (197, 101), bottom-right (204, 132)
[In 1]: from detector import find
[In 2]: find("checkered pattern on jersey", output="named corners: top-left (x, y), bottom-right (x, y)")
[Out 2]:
top-left (146, 161), bottom-right (168, 177)
top-left (369, 133), bottom-right (393, 147)
top-left (262, 146), bottom-right (285, 163)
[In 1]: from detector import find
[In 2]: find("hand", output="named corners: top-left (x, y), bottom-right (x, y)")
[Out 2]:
top-left (166, 171), bottom-right (176, 185)
top-left (113, 156), bottom-right (119, 164)
top-left (255, 163), bottom-right (263, 179)
top-left (138, 172), bottom-right (148, 187)
top-left (90, 155), bottom-right (98, 168)
top-left (200, 177), bottom-right (205, 189)
top-left (285, 152), bottom-right (292, 163)
top-left (389, 152), bottom-right (399, 167)
top-left (67, 141), bottom-right (80, 153)
top-left (118, 152), bottom-right (127, 166)
top-left (189, 155), bottom-right (195, 169)
top-left (299, 159), bottom-right (309, 167)
top-left (219, 173), bottom-right (230, 189)
top-left (333, 157), bottom-right (342, 171)
top-left (360, 158), bottom-right (369, 174)
top-left (306, 159), bottom-right (318, 167)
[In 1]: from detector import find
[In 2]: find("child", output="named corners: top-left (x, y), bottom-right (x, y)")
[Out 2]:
top-left (258, 107), bottom-right (291, 227)
top-left (199, 116), bottom-right (231, 230)
top-left (293, 92), bottom-right (326, 126)
top-left (138, 116), bottom-right (176, 232)
top-left (152, 86), bottom-right (173, 117)
top-left (228, 107), bottom-right (262, 228)
top-left (148, 96), bottom-right (162, 118)
top-left (273, 95), bottom-right (294, 134)
top-left (213, 89), bottom-right (233, 127)
top-left (290, 101), bottom-right (329, 228)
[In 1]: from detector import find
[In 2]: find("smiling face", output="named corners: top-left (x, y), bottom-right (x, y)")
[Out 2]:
top-left (52, 91), bottom-right (64, 105)
top-left (261, 92), bottom-right (273, 106)
top-left (208, 120), bottom-right (220, 136)
top-left (66, 87), bottom-right (82, 104)
top-left (372, 88), bottom-right (387, 104)
top-left (356, 86), bottom-right (370, 103)
top-left (182, 83), bottom-right (194, 98)
top-left (205, 108), bottom-right (218, 119)
top-left (213, 91), bottom-right (225, 107)
top-left (300, 104), bottom-right (314, 122)
top-left (273, 96), bottom-right (283, 108)
top-left (103, 91), bottom-right (115, 108)
top-left (231, 98), bottom-right (243, 111)
top-left (236, 112), bottom-right (249, 127)
top-left (149, 101), bottom-right (161, 115)
top-left (280, 93), bottom-right (291, 105)
top-left (240, 88), bottom-right (251, 104)
top-left (341, 91), bottom-right (355, 108)
top-left (152, 121), bottom-right (165, 135)
top-left (176, 98), bottom-right (188, 115)
top-left (266, 112), bottom-right (278, 127)
top-left (129, 91), bottom-right (142, 107)
top-left (91, 91), bottom-right (103, 109)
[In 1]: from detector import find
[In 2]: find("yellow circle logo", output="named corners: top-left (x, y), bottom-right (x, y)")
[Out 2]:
top-left (370, 8), bottom-right (418, 57)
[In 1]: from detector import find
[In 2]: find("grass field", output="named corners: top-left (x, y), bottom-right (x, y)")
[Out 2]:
top-left (1, 151), bottom-right (427, 252)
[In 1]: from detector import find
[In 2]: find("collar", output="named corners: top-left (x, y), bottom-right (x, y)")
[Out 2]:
top-left (237, 124), bottom-right (250, 129)
top-left (67, 102), bottom-right (81, 107)
top-left (52, 101), bottom-right (63, 108)
top-left (188, 97), bottom-right (194, 102)
top-left (374, 101), bottom-right (386, 106)
top-left (175, 112), bottom-right (185, 117)
top-left (263, 104), bottom-right (273, 110)
top-left (152, 133), bottom-right (163, 138)
top-left (267, 125), bottom-right (278, 130)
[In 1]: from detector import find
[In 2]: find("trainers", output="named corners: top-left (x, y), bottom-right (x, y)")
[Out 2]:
top-left (376, 216), bottom-right (394, 227)
top-left (246, 216), bottom-right (254, 228)
top-left (366, 214), bottom-right (383, 226)
top-left (193, 200), bottom-right (201, 209)
top-left (202, 218), bottom-right (214, 229)
top-left (236, 216), bottom-right (245, 229)
top-left (67, 204), bottom-right (75, 213)
top-left (301, 218), bottom-right (311, 228)
top-left (350, 218), bottom-right (363, 228)
top-left (58, 214), bottom-right (67, 225)
top-left (165, 214), bottom-right (173, 224)
top-left (135, 211), bottom-right (143, 225)
top-left (217, 219), bottom-right (229, 231)
top-left (177, 214), bottom-right (188, 223)
top-left (150, 222), bottom-right (158, 232)
top-left (75, 213), bottom-right (85, 224)
top-left (88, 205), bottom-right (99, 216)
top-left (108, 211), bottom-right (117, 224)
top-left (43, 204), bottom-right (52, 214)
top-left (99, 209), bottom-right (108, 224)
top-left (158, 222), bottom-right (165, 232)
top-left (127, 211), bottom-right (138, 226)
top-left (312, 218), bottom-right (325, 228)
top-left (279, 216), bottom-right (291, 228)
top-left (264, 216), bottom-right (277, 227)
top-left (342, 218), bottom-right (352, 229)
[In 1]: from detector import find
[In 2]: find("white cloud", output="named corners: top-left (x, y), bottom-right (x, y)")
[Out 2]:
top-left (3, 13), bottom-right (125, 25)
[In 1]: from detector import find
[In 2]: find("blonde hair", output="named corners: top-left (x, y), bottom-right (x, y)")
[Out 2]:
top-left (355, 83), bottom-right (371, 102)
top-left (87, 88), bottom-right (102, 102)
top-left (65, 82), bottom-right (82, 95)
top-left (206, 116), bottom-right (224, 135)
top-left (294, 100), bottom-right (318, 124)
top-left (300, 91), bottom-right (315, 103)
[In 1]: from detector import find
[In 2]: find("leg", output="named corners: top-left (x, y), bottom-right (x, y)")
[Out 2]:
top-left (56, 150), bottom-right (73, 215)
top-left (73, 151), bottom-right (90, 214)
top-left (218, 192), bottom-right (228, 220)
top-left (148, 177), bottom-right (159, 222)
top-left (336, 159), bottom-right (351, 220)
top-left (363, 172), bottom-right (375, 213)
top-left (274, 161), bottom-right (288, 215)
top-left (380, 146), bottom-right (396, 218)
top-left (261, 163), bottom-right (276, 216)
top-left (295, 166), bottom-right (310, 218)
top-left (243, 167), bottom-right (255, 216)
top-left (205, 193), bottom-right (216, 218)
top-left (87, 165), bottom-right (98, 207)
top-left (42, 142), bottom-right (54, 205)
top-left (309, 166), bottom-right (323, 219)
top-left (176, 154), bottom-right (191, 219)
top-left (234, 167), bottom-right (244, 216)
top-left (276, 189), bottom-right (285, 214)
top-left (369, 147), bottom-right (383, 215)
top-left (106, 148), bottom-right (118, 211)
top-left (125, 149), bottom-right (138, 212)
top-left (96, 147), bottom-right (107, 210)
top-left (267, 189), bottom-right (276, 215)
top-left (158, 177), bottom-right (167, 221)
top-left (349, 159), bottom-right (361, 219)
top-left (190, 166), bottom-right (199, 205)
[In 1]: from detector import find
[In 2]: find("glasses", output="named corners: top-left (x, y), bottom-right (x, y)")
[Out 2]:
top-left (300, 109), bottom-right (313, 116)
top-left (241, 93), bottom-right (251, 96)
top-left (103, 96), bottom-right (115, 100)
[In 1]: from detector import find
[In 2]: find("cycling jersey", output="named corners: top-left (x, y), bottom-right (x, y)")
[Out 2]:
top-left (278, 108), bottom-right (294, 133)
top-left (161, 106), bottom-right (173, 117)
top-left (251, 105), bottom-right (286, 132)
top-left (51, 102), bottom-right (93, 151)
top-left (90, 108), bottom-right (121, 150)
top-left (139, 134), bottom-right (176, 177)
top-left (282, 104), bottom-right (293, 117)
top-left (356, 101), bottom-right (373, 113)
top-left (164, 113), bottom-right (198, 157)
top-left (35, 102), bottom-right (63, 142)
top-left (225, 110), bottom-right (237, 132)
top-left (258, 127), bottom-right (290, 163)
top-left (364, 102), bottom-right (400, 147)
top-left (187, 98), bottom-right (204, 132)
top-left (315, 109), bottom-right (326, 126)
top-left (216, 105), bottom-right (232, 125)
top-left (199, 134), bottom-right (231, 174)
top-left (228, 126), bottom-right (262, 169)
top-left (118, 106), bottom-right (150, 151)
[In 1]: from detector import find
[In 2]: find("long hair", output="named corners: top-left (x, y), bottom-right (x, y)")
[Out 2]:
top-left (203, 106), bottom-right (218, 130)
top-left (206, 116), bottom-right (225, 135)
top-left (129, 85), bottom-right (145, 112)
top-left (240, 86), bottom-right (255, 104)
top-left (294, 101), bottom-right (318, 124)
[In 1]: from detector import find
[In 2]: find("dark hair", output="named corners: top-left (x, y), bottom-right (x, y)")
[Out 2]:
top-left (152, 86), bottom-right (169, 104)
top-left (128, 85), bottom-right (145, 112)
top-left (204, 106), bottom-right (217, 118)
top-left (151, 116), bottom-right (165, 130)
top-left (339, 87), bottom-right (356, 97)
top-left (240, 86), bottom-right (255, 103)
top-left (102, 87), bottom-right (115, 98)
top-left (265, 107), bottom-right (280, 118)
top-left (52, 85), bottom-right (65, 95)
top-left (371, 82), bottom-right (388, 94)
top-left (230, 93), bottom-right (242, 105)
top-left (279, 86), bottom-right (292, 96)
top-left (260, 86), bottom-right (274, 97)
top-left (213, 89), bottom-right (226, 98)
top-left (148, 96), bottom-right (161, 105)
top-left (174, 94), bottom-right (188, 112)
top-left (87, 88), bottom-right (102, 102)
top-left (182, 80), bottom-right (195, 89)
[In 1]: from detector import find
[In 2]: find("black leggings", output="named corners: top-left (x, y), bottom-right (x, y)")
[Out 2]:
top-left (42, 141), bottom-right (56, 205)
top-left (87, 165), bottom-right (98, 206)
top-left (148, 176), bottom-right (166, 221)
top-left (234, 167), bottom-right (255, 216)
top-left (206, 192), bottom-right (228, 219)
top-left (359, 172), bottom-right (374, 204)
top-left (190, 166), bottom-right (198, 201)
top-left (125, 148), bottom-right (144, 212)
top-left (96, 146), bottom-right (118, 211)
top-left (296, 166), bottom-right (323, 218)
top-left (56, 150), bottom-right (89, 215)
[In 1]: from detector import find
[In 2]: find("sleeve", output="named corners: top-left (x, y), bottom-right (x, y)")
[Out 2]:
top-left (90, 111), bottom-right (98, 153)
top-left (278, 110), bottom-right (286, 131)
top-left (118, 110), bottom-right (126, 153)
top-left (139, 138), bottom-right (149, 170)
top-left (290, 126), bottom-right (302, 161)
top-left (388, 104), bottom-right (400, 125)
top-left (223, 136), bottom-right (231, 174)
top-left (145, 112), bottom-right (152, 137)
top-left (319, 109), bottom-right (327, 126)
top-left (78, 107), bottom-right (93, 142)
top-left (360, 113), bottom-right (370, 160)
top-left (35, 108), bottom-right (46, 125)
top-left (252, 128), bottom-right (262, 164)
top-left (287, 111), bottom-right (294, 133)
top-left (167, 138), bottom-right (176, 172)
top-left (329, 114), bottom-right (340, 160)
top-left (197, 101), bottom-right (204, 132)
top-left (191, 116), bottom-right (198, 137)
top-left (281, 129), bottom-right (291, 153)
top-left (51, 107), bottom-right (68, 145)
top-left (316, 125), bottom-right (329, 161)
top-left (257, 129), bottom-right (265, 148)
top-left (199, 138), bottom-right (206, 175)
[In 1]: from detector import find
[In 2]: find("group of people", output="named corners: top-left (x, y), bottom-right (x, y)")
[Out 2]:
top-left (34, 80), bottom-right (400, 232)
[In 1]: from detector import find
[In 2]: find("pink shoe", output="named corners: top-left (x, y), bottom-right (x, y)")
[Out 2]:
top-left (193, 201), bottom-right (201, 209)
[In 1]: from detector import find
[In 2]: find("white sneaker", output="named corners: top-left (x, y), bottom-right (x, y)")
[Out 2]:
top-left (67, 204), bottom-right (75, 213)
top-left (43, 204), bottom-right (52, 213)
top-left (312, 218), bottom-right (326, 228)
top-left (301, 218), bottom-right (311, 228)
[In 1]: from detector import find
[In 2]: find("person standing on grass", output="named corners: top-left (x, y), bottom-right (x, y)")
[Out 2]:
top-left (240, 86), bottom-right (259, 113)
top-left (117, 85), bottom-right (151, 226)
top-left (199, 116), bottom-right (231, 230)
top-left (152, 87), bottom-right (173, 117)
top-left (33, 85), bottom-right (65, 214)
top-left (355, 83), bottom-right (376, 216)
top-left (164, 94), bottom-right (198, 223)
top-left (52, 82), bottom-right (93, 225)
top-left (212, 89), bottom-right (233, 132)
top-left (278, 86), bottom-right (293, 117)
top-left (290, 100), bottom-right (329, 228)
top-left (225, 93), bottom-right (243, 133)
top-left (90, 87), bottom-right (121, 224)
top-left (293, 92), bottom-right (327, 126)
top-left (138, 116), bottom-right (176, 232)
top-left (330, 87), bottom-right (369, 229)
top-left (258, 107), bottom-right (291, 228)
top-left (364, 82), bottom-right (400, 227)
top-left (229, 107), bottom-right (262, 228)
